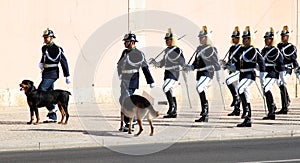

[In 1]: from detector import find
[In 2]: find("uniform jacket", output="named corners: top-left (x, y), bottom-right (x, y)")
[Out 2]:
top-left (277, 42), bottom-right (298, 74)
top-left (40, 43), bottom-right (70, 79)
top-left (192, 44), bottom-right (221, 80)
top-left (261, 46), bottom-right (284, 79)
top-left (117, 48), bottom-right (154, 89)
top-left (237, 45), bottom-right (265, 80)
top-left (157, 46), bottom-right (186, 81)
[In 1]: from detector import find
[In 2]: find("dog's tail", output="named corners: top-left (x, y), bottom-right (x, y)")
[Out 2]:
top-left (148, 105), bottom-right (159, 118)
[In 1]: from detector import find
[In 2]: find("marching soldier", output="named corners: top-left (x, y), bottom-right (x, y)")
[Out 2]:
top-left (117, 32), bottom-right (155, 132)
top-left (185, 26), bottom-right (221, 122)
top-left (39, 28), bottom-right (71, 123)
top-left (236, 26), bottom-right (266, 127)
top-left (220, 26), bottom-right (243, 116)
top-left (276, 25), bottom-right (300, 114)
top-left (261, 27), bottom-right (285, 120)
top-left (149, 28), bottom-right (186, 118)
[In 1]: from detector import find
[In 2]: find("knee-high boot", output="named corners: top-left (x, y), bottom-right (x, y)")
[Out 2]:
top-left (164, 91), bottom-right (177, 118)
top-left (276, 85), bottom-right (288, 114)
top-left (228, 84), bottom-right (239, 107)
top-left (237, 102), bottom-right (252, 127)
top-left (195, 91), bottom-right (209, 122)
top-left (263, 91), bottom-right (276, 120)
top-left (240, 93), bottom-right (248, 119)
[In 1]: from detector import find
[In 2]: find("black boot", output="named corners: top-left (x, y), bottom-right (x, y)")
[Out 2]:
top-left (240, 93), bottom-right (247, 119)
top-left (228, 84), bottom-right (238, 107)
top-left (199, 91), bottom-right (208, 116)
top-left (195, 103), bottom-right (208, 122)
top-left (196, 92), bottom-right (209, 122)
top-left (237, 103), bottom-right (252, 127)
top-left (263, 91), bottom-right (276, 120)
top-left (170, 97), bottom-right (177, 118)
top-left (228, 100), bottom-right (241, 116)
top-left (276, 85), bottom-right (289, 114)
top-left (164, 91), bottom-right (176, 118)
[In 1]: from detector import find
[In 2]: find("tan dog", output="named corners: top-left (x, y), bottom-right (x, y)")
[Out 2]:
top-left (119, 95), bottom-right (159, 136)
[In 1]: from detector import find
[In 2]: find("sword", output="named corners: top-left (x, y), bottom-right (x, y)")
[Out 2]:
top-left (254, 80), bottom-right (267, 115)
top-left (182, 71), bottom-right (192, 108)
top-left (217, 78), bottom-right (226, 111)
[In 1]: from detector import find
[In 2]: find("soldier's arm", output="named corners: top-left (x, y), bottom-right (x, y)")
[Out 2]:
top-left (59, 48), bottom-right (70, 77)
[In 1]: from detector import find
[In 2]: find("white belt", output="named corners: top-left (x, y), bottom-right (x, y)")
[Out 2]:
top-left (121, 69), bottom-right (138, 74)
top-left (285, 63), bottom-right (292, 68)
top-left (265, 63), bottom-right (275, 66)
top-left (165, 65), bottom-right (179, 70)
top-left (240, 68), bottom-right (255, 72)
top-left (43, 64), bottom-right (58, 68)
top-left (196, 65), bottom-right (214, 72)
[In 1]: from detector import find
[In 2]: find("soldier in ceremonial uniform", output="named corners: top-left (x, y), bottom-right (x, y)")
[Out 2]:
top-left (276, 26), bottom-right (300, 114)
top-left (236, 26), bottom-right (266, 127)
top-left (149, 28), bottom-right (186, 118)
top-left (261, 27), bottom-right (285, 120)
top-left (221, 26), bottom-right (243, 116)
top-left (185, 26), bottom-right (221, 122)
top-left (39, 28), bottom-right (71, 123)
top-left (117, 32), bottom-right (155, 131)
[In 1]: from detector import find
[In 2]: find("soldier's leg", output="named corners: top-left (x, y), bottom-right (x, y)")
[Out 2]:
top-left (195, 76), bottom-right (211, 122)
top-left (263, 78), bottom-right (276, 120)
top-left (237, 79), bottom-right (253, 127)
top-left (225, 71), bottom-right (240, 107)
top-left (38, 78), bottom-right (57, 123)
top-left (162, 79), bottom-right (177, 118)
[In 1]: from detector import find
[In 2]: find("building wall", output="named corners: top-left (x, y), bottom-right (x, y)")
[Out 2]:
top-left (0, 0), bottom-right (297, 106)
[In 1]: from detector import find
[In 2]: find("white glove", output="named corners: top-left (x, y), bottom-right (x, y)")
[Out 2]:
top-left (149, 83), bottom-right (155, 88)
top-left (183, 65), bottom-right (194, 71)
top-left (279, 71), bottom-right (286, 85)
top-left (260, 72), bottom-right (267, 85)
top-left (39, 62), bottom-right (44, 70)
top-left (66, 76), bottom-right (71, 84)
top-left (118, 74), bottom-right (122, 80)
top-left (215, 70), bottom-right (221, 82)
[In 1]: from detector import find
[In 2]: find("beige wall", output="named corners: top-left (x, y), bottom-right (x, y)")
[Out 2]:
top-left (0, 0), bottom-right (298, 106)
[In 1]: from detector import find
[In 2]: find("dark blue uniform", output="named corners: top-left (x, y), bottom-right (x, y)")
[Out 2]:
top-left (261, 46), bottom-right (284, 79)
top-left (157, 46), bottom-right (186, 80)
top-left (192, 44), bottom-right (221, 80)
top-left (117, 48), bottom-right (154, 90)
top-left (40, 43), bottom-right (70, 79)
top-left (238, 46), bottom-right (265, 80)
top-left (277, 43), bottom-right (298, 74)
top-left (227, 44), bottom-right (242, 72)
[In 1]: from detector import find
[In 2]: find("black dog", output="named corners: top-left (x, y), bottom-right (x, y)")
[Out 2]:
top-left (19, 80), bottom-right (71, 125)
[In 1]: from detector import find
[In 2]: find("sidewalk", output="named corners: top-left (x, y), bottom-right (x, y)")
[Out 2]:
top-left (0, 98), bottom-right (300, 153)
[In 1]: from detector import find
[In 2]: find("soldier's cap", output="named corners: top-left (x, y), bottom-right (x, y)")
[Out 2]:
top-left (281, 25), bottom-right (289, 36)
top-left (43, 28), bottom-right (56, 38)
top-left (198, 26), bottom-right (208, 37)
top-left (242, 26), bottom-right (251, 39)
top-left (264, 27), bottom-right (274, 39)
top-left (231, 26), bottom-right (240, 38)
top-left (165, 28), bottom-right (173, 39)
top-left (123, 33), bottom-right (138, 42)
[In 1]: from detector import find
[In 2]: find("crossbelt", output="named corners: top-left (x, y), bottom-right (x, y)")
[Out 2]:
top-left (285, 63), bottom-right (292, 68)
top-left (196, 65), bottom-right (214, 72)
top-left (240, 68), bottom-right (255, 72)
top-left (43, 64), bottom-right (59, 68)
top-left (121, 69), bottom-right (138, 74)
top-left (165, 65), bottom-right (179, 70)
top-left (265, 63), bottom-right (275, 66)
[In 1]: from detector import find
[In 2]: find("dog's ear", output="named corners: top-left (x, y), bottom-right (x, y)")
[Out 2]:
top-left (29, 80), bottom-right (34, 86)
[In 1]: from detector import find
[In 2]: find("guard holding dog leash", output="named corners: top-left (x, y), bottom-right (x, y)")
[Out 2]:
top-left (184, 26), bottom-right (221, 122)
top-left (39, 28), bottom-right (71, 123)
top-left (149, 28), bottom-right (186, 118)
top-left (220, 26), bottom-right (243, 117)
top-left (261, 27), bottom-right (285, 120)
top-left (276, 25), bottom-right (300, 114)
top-left (117, 32), bottom-right (155, 132)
